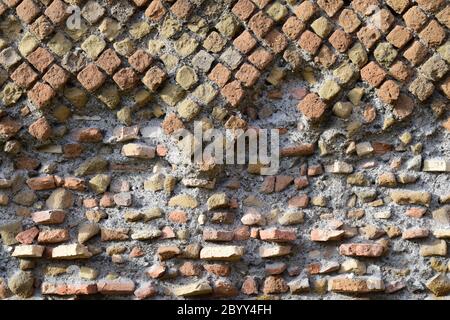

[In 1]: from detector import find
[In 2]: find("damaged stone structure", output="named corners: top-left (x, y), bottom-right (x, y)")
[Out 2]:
top-left (0, 0), bottom-right (449, 299)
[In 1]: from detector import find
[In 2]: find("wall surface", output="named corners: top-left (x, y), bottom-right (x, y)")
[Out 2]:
top-left (0, 0), bottom-right (449, 300)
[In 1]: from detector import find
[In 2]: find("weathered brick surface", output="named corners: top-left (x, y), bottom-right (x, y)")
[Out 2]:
top-left (0, 0), bottom-right (449, 301)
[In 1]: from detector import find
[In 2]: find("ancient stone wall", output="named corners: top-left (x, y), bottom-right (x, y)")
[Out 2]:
top-left (0, 0), bottom-right (449, 299)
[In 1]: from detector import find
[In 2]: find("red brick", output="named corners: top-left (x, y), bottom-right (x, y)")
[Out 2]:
top-left (233, 226), bottom-right (250, 240)
top-left (387, 26), bottom-right (413, 49)
top-left (14, 157), bottom-right (40, 170)
top-left (338, 9), bottom-right (361, 33)
top-left (416, 0), bottom-right (445, 13)
top-left (308, 165), bottom-right (323, 176)
top-left (134, 283), bottom-right (157, 299)
top-left (248, 48), bottom-right (273, 70)
top-left (128, 49), bottom-right (153, 73)
top-left (282, 16), bottom-right (305, 40)
top-left (266, 262), bottom-right (287, 276)
top-left (252, 0), bottom-right (270, 9)
top-left (179, 261), bottom-right (201, 276)
top-left (43, 64), bottom-right (69, 90)
top-left (339, 243), bottom-right (385, 257)
top-left (297, 93), bottom-right (327, 121)
top-left (97, 280), bottom-right (135, 295)
top-left (314, 45), bottom-right (336, 68)
top-left (16, 0), bottom-right (40, 23)
top-left (30, 16), bottom-right (54, 40)
top-left (288, 194), bottom-right (309, 208)
top-left (101, 228), bottom-right (129, 241)
top-left (37, 229), bottom-right (69, 243)
top-left (10, 63), bottom-right (38, 88)
top-left (203, 228), bottom-right (234, 241)
top-left (63, 143), bottom-right (83, 158)
top-left (28, 117), bottom-right (52, 141)
top-left (393, 94), bottom-right (414, 120)
top-left (280, 144), bottom-right (315, 157)
top-left (403, 6), bottom-right (428, 31)
top-left (156, 144), bottom-right (168, 157)
top-left (294, 1), bottom-right (317, 22)
top-left (317, 0), bottom-right (343, 17)
top-left (28, 82), bottom-right (56, 108)
top-left (221, 80), bottom-right (244, 107)
top-left (329, 29), bottom-right (352, 53)
top-left (233, 30), bottom-right (257, 54)
top-left (248, 11), bottom-right (274, 38)
top-left (308, 262), bottom-right (339, 274)
top-left (27, 47), bottom-right (54, 73)
top-left (403, 41), bottom-right (428, 66)
top-left (377, 80), bottom-right (400, 104)
top-left (72, 128), bottom-right (103, 143)
top-left (204, 264), bottom-right (230, 276)
top-left (214, 279), bottom-right (238, 297)
top-left (207, 64), bottom-right (230, 88)
top-left (145, 0), bottom-right (166, 21)
top-left (402, 228), bottom-right (429, 240)
top-left (294, 177), bottom-right (309, 189)
top-left (241, 276), bottom-right (258, 295)
top-left (45, 0), bottom-right (69, 25)
top-left (311, 229), bottom-right (345, 241)
top-left (171, 0), bottom-right (193, 20)
top-left (168, 210), bottom-right (188, 223)
top-left (260, 227), bottom-right (296, 242)
top-left (63, 177), bottom-right (86, 191)
top-left (371, 9), bottom-right (395, 32)
top-left (15, 227), bottom-right (39, 244)
top-left (357, 26), bottom-right (381, 50)
top-left (157, 245), bottom-right (181, 260)
top-left (263, 276), bottom-right (288, 294)
top-left (328, 277), bottom-right (384, 293)
top-left (261, 176), bottom-right (275, 193)
top-left (235, 63), bottom-right (260, 87)
top-left (264, 29), bottom-right (288, 54)
top-left (142, 66), bottom-right (167, 92)
top-left (161, 113), bottom-right (184, 135)
top-left (146, 263), bottom-right (166, 278)
top-left (232, 0), bottom-right (255, 21)
top-left (26, 176), bottom-right (56, 190)
top-left (100, 193), bottom-right (115, 208)
top-left (132, 0), bottom-right (149, 7)
top-left (41, 283), bottom-right (98, 295)
top-left (130, 246), bottom-right (145, 257)
top-left (389, 61), bottom-right (412, 82)
top-left (352, 0), bottom-right (379, 15)
top-left (274, 175), bottom-right (292, 192)
top-left (32, 210), bottom-right (66, 224)
top-left (96, 49), bottom-right (121, 75)
top-left (360, 61), bottom-right (386, 87)
top-left (419, 20), bottom-right (446, 47)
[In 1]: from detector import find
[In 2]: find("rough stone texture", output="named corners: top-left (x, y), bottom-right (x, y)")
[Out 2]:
top-left (0, 0), bottom-right (449, 301)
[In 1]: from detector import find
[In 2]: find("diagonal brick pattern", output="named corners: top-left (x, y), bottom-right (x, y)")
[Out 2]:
top-left (0, 0), bottom-right (449, 299)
